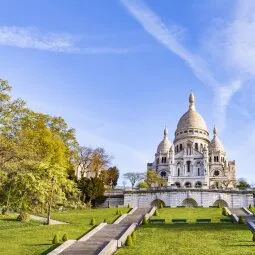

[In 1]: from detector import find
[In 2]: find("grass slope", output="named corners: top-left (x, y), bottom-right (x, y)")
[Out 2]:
top-left (116, 208), bottom-right (255, 255)
top-left (116, 224), bottom-right (255, 255)
top-left (0, 208), bottom-right (129, 255)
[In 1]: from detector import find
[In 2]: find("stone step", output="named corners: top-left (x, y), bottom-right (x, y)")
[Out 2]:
top-left (228, 207), bottom-right (248, 217)
top-left (59, 207), bottom-right (151, 255)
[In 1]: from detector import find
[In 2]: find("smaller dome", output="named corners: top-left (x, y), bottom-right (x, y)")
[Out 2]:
top-left (157, 127), bottom-right (171, 153)
top-left (210, 127), bottom-right (225, 152)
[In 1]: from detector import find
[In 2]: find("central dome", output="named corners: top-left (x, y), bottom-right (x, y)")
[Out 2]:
top-left (175, 93), bottom-right (208, 134)
top-left (176, 109), bottom-right (208, 132)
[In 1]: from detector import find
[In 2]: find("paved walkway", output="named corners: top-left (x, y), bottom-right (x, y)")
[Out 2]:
top-left (30, 215), bottom-right (68, 225)
top-left (59, 207), bottom-right (150, 255)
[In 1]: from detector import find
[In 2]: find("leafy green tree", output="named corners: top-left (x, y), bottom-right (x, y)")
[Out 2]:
top-left (137, 181), bottom-right (149, 188)
top-left (236, 178), bottom-right (250, 189)
top-left (101, 166), bottom-right (119, 187)
top-left (0, 79), bottom-right (78, 214)
top-left (78, 177), bottom-right (105, 205)
top-left (146, 170), bottom-right (167, 187)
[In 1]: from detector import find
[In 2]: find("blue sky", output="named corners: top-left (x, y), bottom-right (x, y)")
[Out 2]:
top-left (1, 0), bottom-right (255, 184)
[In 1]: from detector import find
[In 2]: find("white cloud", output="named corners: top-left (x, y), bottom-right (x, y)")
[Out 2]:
top-left (121, 0), bottom-right (218, 88)
top-left (0, 26), bottom-right (136, 54)
top-left (121, 0), bottom-right (253, 132)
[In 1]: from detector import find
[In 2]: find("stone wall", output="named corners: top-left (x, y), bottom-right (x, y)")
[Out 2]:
top-left (123, 188), bottom-right (254, 208)
top-left (96, 195), bottom-right (124, 208)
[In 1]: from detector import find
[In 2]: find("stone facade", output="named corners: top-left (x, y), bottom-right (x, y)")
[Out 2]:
top-left (123, 188), bottom-right (253, 208)
top-left (147, 93), bottom-right (236, 189)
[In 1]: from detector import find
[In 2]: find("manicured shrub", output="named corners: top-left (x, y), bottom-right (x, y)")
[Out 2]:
top-left (154, 209), bottom-right (159, 216)
top-left (90, 217), bottom-right (96, 226)
top-left (116, 209), bottom-right (120, 215)
top-left (52, 234), bottom-right (60, 244)
top-left (249, 204), bottom-right (253, 210)
top-left (238, 216), bottom-right (244, 224)
top-left (127, 204), bottom-right (130, 208)
top-left (252, 233), bottom-right (255, 242)
top-left (62, 233), bottom-right (68, 242)
top-left (103, 218), bottom-right (107, 223)
top-left (17, 212), bottom-right (30, 222)
top-left (125, 235), bottom-right (133, 246)
top-left (222, 208), bottom-right (227, 216)
top-left (131, 231), bottom-right (136, 242)
top-left (142, 216), bottom-right (148, 225)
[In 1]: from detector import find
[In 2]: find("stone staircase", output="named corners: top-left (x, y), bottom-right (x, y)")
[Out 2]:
top-left (58, 207), bottom-right (151, 255)
top-left (228, 208), bottom-right (248, 217)
top-left (60, 224), bottom-right (128, 255)
top-left (118, 208), bottom-right (149, 225)
top-left (227, 207), bottom-right (255, 223)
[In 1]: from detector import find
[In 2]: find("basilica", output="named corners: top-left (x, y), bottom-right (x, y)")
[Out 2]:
top-left (147, 92), bottom-right (236, 189)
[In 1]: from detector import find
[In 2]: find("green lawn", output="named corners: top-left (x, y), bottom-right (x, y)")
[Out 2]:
top-left (151, 208), bottom-right (228, 223)
top-left (249, 207), bottom-right (255, 214)
top-left (0, 207), bottom-right (129, 255)
top-left (116, 208), bottom-right (254, 255)
top-left (115, 223), bottom-right (255, 255)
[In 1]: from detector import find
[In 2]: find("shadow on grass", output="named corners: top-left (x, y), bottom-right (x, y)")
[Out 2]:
top-left (24, 243), bottom-right (50, 246)
top-left (223, 244), bottom-right (255, 247)
top-left (40, 244), bottom-right (59, 255)
top-left (0, 218), bottom-right (17, 222)
top-left (141, 223), bottom-right (249, 232)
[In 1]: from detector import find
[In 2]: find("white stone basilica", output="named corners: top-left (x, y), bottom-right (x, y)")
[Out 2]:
top-left (147, 93), bottom-right (236, 189)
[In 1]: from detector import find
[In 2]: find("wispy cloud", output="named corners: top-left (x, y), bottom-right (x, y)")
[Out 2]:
top-left (121, 0), bottom-right (251, 132)
top-left (0, 26), bottom-right (136, 54)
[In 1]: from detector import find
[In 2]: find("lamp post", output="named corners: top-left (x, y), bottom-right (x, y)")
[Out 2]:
top-left (108, 180), bottom-right (113, 208)
top-left (46, 176), bottom-right (55, 225)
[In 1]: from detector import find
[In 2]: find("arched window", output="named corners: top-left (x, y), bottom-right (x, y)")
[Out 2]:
top-left (156, 158), bottom-right (159, 164)
top-left (177, 168), bottom-right (180, 176)
top-left (180, 144), bottom-right (183, 151)
top-left (185, 182), bottom-right (192, 188)
top-left (162, 157), bottom-right (166, 163)
top-left (175, 182), bottom-right (181, 188)
top-left (176, 145), bottom-right (179, 153)
top-left (195, 182), bottom-right (202, 188)
top-left (195, 143), bottom-right (198, 151)
top-left (209, 157), bottom-right (211, 162)
top-left (198, 168), bottom-right (200, 176)
top-left (160, 171), bottom-right (166, 178)
top-left (187, 144), bottom-right (191, 155)
top-left (200, 143), bottom-right (203, 152)
top-left (214, 156), bottom-right (216, 162)
top-left (187, 161), bottom-right (191, 172)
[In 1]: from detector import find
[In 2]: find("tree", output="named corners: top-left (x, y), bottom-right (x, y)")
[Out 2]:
top-left (78, 177), bottom-right (105, 205)
top-left (123, 172), bottom-right (145, 189)
top-left (101, 166), bottom-right (119, 187)
top-left (137, 181), bottom-right (149, 188)
top-left (236, 178), bottom-right (250, 189)
top-left (76, 146), bottom-right (112, 178)
top-left (0, 79), bottom-right (78, 213)
top-left (146, 170), bottom-right (167, 187)
top-left (89, 147), bottom-right (112, 177)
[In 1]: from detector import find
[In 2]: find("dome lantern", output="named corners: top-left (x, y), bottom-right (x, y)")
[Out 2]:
top-left (189, 92), bottom-right (195, 110)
